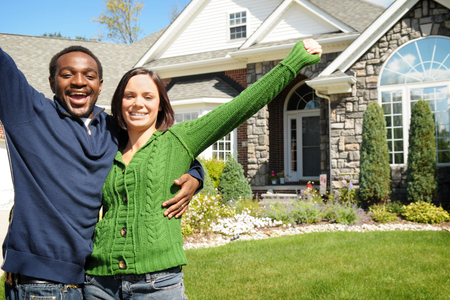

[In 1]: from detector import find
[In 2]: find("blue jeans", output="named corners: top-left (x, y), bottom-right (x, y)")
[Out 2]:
top-left (83, 267), bottom-right (187, 300)
top-left (5, 281), bottom-right (83, 300)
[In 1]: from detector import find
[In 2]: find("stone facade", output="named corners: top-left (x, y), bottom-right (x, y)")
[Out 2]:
top-left (245, 53), bottom-right (338, 186)
top-left (330, 0), bottom-right (450, 205)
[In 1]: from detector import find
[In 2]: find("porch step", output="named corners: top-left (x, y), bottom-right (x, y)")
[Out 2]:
top-left (260, 192), bottom-right (299, 205)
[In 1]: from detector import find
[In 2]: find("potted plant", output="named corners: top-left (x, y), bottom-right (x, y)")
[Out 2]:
top-left (268, 170), bottom-right (278, 184)
top-left (277, 171), bottom-right (286, 184)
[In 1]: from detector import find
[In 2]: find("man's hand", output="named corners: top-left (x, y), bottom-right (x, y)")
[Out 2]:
top-left (163, 173), bottom-right (200, 219)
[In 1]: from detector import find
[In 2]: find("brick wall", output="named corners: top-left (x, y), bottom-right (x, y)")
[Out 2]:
top-left (225, 69), bottom-right (247, 89)
top-left (162, 78), bottom-right (172, 88)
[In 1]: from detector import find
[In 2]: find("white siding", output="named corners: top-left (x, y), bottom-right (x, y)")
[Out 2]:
top-left (160, 0), bottom-right (283, 59)
top-left (261, 5), bottom-right (338, 43)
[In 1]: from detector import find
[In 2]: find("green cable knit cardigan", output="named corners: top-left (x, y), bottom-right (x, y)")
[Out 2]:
top-left (85, 41), bottom-right (320, 275)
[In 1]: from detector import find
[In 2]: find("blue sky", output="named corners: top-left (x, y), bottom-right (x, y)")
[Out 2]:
top-left (0, 0), bottom-right (395, 42)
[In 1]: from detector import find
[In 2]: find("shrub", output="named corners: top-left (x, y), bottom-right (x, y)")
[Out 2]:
top-left (229, 198), bottom-right (262, 217)
top-left (402, 201), bottom-right (449, 224)
top-left (324, 200), bottom-right (364, 225)
top-left (384, 200), bottom-right (405, 214)
top-left (218, 156), bottom-right (253, 203)
top-left (181, 193), bottom-right (235, 237)
top-left (369, 205), bottom-right (398, 223)
top-left (261, 200), bottom-right (326, 225)
top-left (198, 158), bottom-right (218, 196)
top-left (406, 100), bottom-right (438, 203)
top-left (203, 158), bottom-right (226, 189)
top-left (359, 102), bottom-right (391, 206)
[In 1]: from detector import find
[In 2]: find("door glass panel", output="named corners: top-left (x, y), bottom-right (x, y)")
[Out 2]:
top-left (290, 119), bottom-right (297, 172)
top-left (302, 116), bottom-right (320, 176)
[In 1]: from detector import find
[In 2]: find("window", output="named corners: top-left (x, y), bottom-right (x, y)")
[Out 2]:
top-left (175, 111), bottom-right (235, 161)
top-left (175, 112), bottom-right (198, 124)
top-left (212, 133), bottom-right (232, 160)
top-left (229, 12), bottom-right (247, 40)
top-left (379, 36), bottom-right (450, 165)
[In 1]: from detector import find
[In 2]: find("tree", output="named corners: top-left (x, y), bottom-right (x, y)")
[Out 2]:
top-left (168, 0), bottom-right (189, 23)
top-left (359, 102), bottom-right (391, 206)
top-left (218, 156), bottom-right (253, 203)
top-left (93, 0), bottom-right (144, 44)
top-left (406, 100), bottom-right (438, 203)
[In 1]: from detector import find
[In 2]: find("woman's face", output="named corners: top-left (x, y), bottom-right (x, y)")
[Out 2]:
top-left (121, 74), bottom-right (161, 134)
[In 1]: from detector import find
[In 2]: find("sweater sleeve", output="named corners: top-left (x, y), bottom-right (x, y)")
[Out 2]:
top-left (169, 41), bottom-right (321, 158)
top-left (0, 47), bottom-right (43, 126)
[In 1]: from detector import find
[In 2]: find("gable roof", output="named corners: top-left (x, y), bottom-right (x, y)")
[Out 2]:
top-left (0, 33), bottom-right (152, 107)
top-left (319, 0), bottom-right (450, 76)
top-left (136, 0), bottom-right (384, 79)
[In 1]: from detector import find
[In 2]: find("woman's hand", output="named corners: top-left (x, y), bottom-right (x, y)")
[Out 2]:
top-left (304, 39), bottom-right (322, 57)
top-left (162, 174), bottom-right (200, 218)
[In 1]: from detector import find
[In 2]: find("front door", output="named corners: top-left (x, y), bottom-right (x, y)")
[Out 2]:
top-left (287, 112), bottom-right (320, 181)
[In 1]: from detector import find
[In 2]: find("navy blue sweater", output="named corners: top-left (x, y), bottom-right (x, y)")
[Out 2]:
top-left (0, 48), bottom-right (202, 284)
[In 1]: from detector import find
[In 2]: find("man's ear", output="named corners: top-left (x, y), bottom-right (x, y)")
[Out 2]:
top-left (49, 76), bottom-right (55, 93)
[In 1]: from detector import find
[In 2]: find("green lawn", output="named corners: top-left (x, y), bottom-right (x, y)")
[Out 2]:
top-left (184, 231), bottom-right (450, 300)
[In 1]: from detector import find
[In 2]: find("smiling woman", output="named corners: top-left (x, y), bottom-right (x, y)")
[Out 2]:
top-left (83, 40), bottom-right (322, 300)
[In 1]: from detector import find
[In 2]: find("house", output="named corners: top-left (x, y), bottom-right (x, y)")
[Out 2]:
top-left (1, 0), bottom-right (449, 214)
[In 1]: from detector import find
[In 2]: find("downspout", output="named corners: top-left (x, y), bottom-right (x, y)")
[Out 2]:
top-left (315, 90), bottom-right (332, 195)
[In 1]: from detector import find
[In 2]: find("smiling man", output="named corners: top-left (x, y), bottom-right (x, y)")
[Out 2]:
top-left (0, 45), bottom-right (203, 299)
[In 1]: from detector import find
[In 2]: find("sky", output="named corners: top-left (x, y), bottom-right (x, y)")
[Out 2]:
top-left (0, 0), bottom-right (395, 42)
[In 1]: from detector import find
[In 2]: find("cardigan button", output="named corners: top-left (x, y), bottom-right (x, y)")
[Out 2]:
top-left (121, 227), bottom-right (127, 237)
top-left (119, 260), bottom-right (127, 270)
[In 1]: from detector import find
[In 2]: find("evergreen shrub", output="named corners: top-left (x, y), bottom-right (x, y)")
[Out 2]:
top-left (218, 156), bottom-right (253, 203)
top-left (198, 158), bottom-right (217, 196)
top-left (402, 201), bottom-right (449, 224)
top-left (359, 102), bottom-right (391, 206)
top-left (406, 100), bottom-right (438, 202)
top-left (202, 158), bottom-right (226, 189)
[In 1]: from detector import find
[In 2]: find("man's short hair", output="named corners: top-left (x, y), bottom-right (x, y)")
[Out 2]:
top-left (49, 46), bottom-right (103, 80)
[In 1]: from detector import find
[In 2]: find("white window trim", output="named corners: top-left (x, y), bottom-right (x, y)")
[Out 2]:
top-left (227, 10), bottom-right (248, 42)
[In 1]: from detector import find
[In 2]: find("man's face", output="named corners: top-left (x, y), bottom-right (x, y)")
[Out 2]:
top-left (49, 52), bottom-right (103, 118)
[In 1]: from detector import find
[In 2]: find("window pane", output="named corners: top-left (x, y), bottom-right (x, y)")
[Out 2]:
top-left (438, 151), bottom-right (450, 163)
top-left (291, 119), bottom-right (297, 172)
top-left (394, 153), bottom-right (404, 164)
top-left (437, 125), bottom-right (450, 137)
top-left (393, 103), bottom-right (402, 114)
top-left (394, 141), bottom-right (403, 151)
top-left (437, 137), bottom-right (450, 151)
top-left (394, 128), bottom-right (403, 139)
top-left (387, 129), bottom-right (392, 139)
top-left (385, 116), bottom-right (392, 127)
top-left (382, 104), bottom-right (391, 114)
top-left (387, 141), bottom-right (393, 152)
top-left (393, 115), bottom-right (402, 126)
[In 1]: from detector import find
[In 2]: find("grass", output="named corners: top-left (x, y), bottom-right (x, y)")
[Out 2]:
top-left (184, 231), bottom-right (450, 299)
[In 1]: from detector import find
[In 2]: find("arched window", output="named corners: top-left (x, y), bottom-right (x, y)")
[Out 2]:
top-left (379, 36), bottom-right (450, 165)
